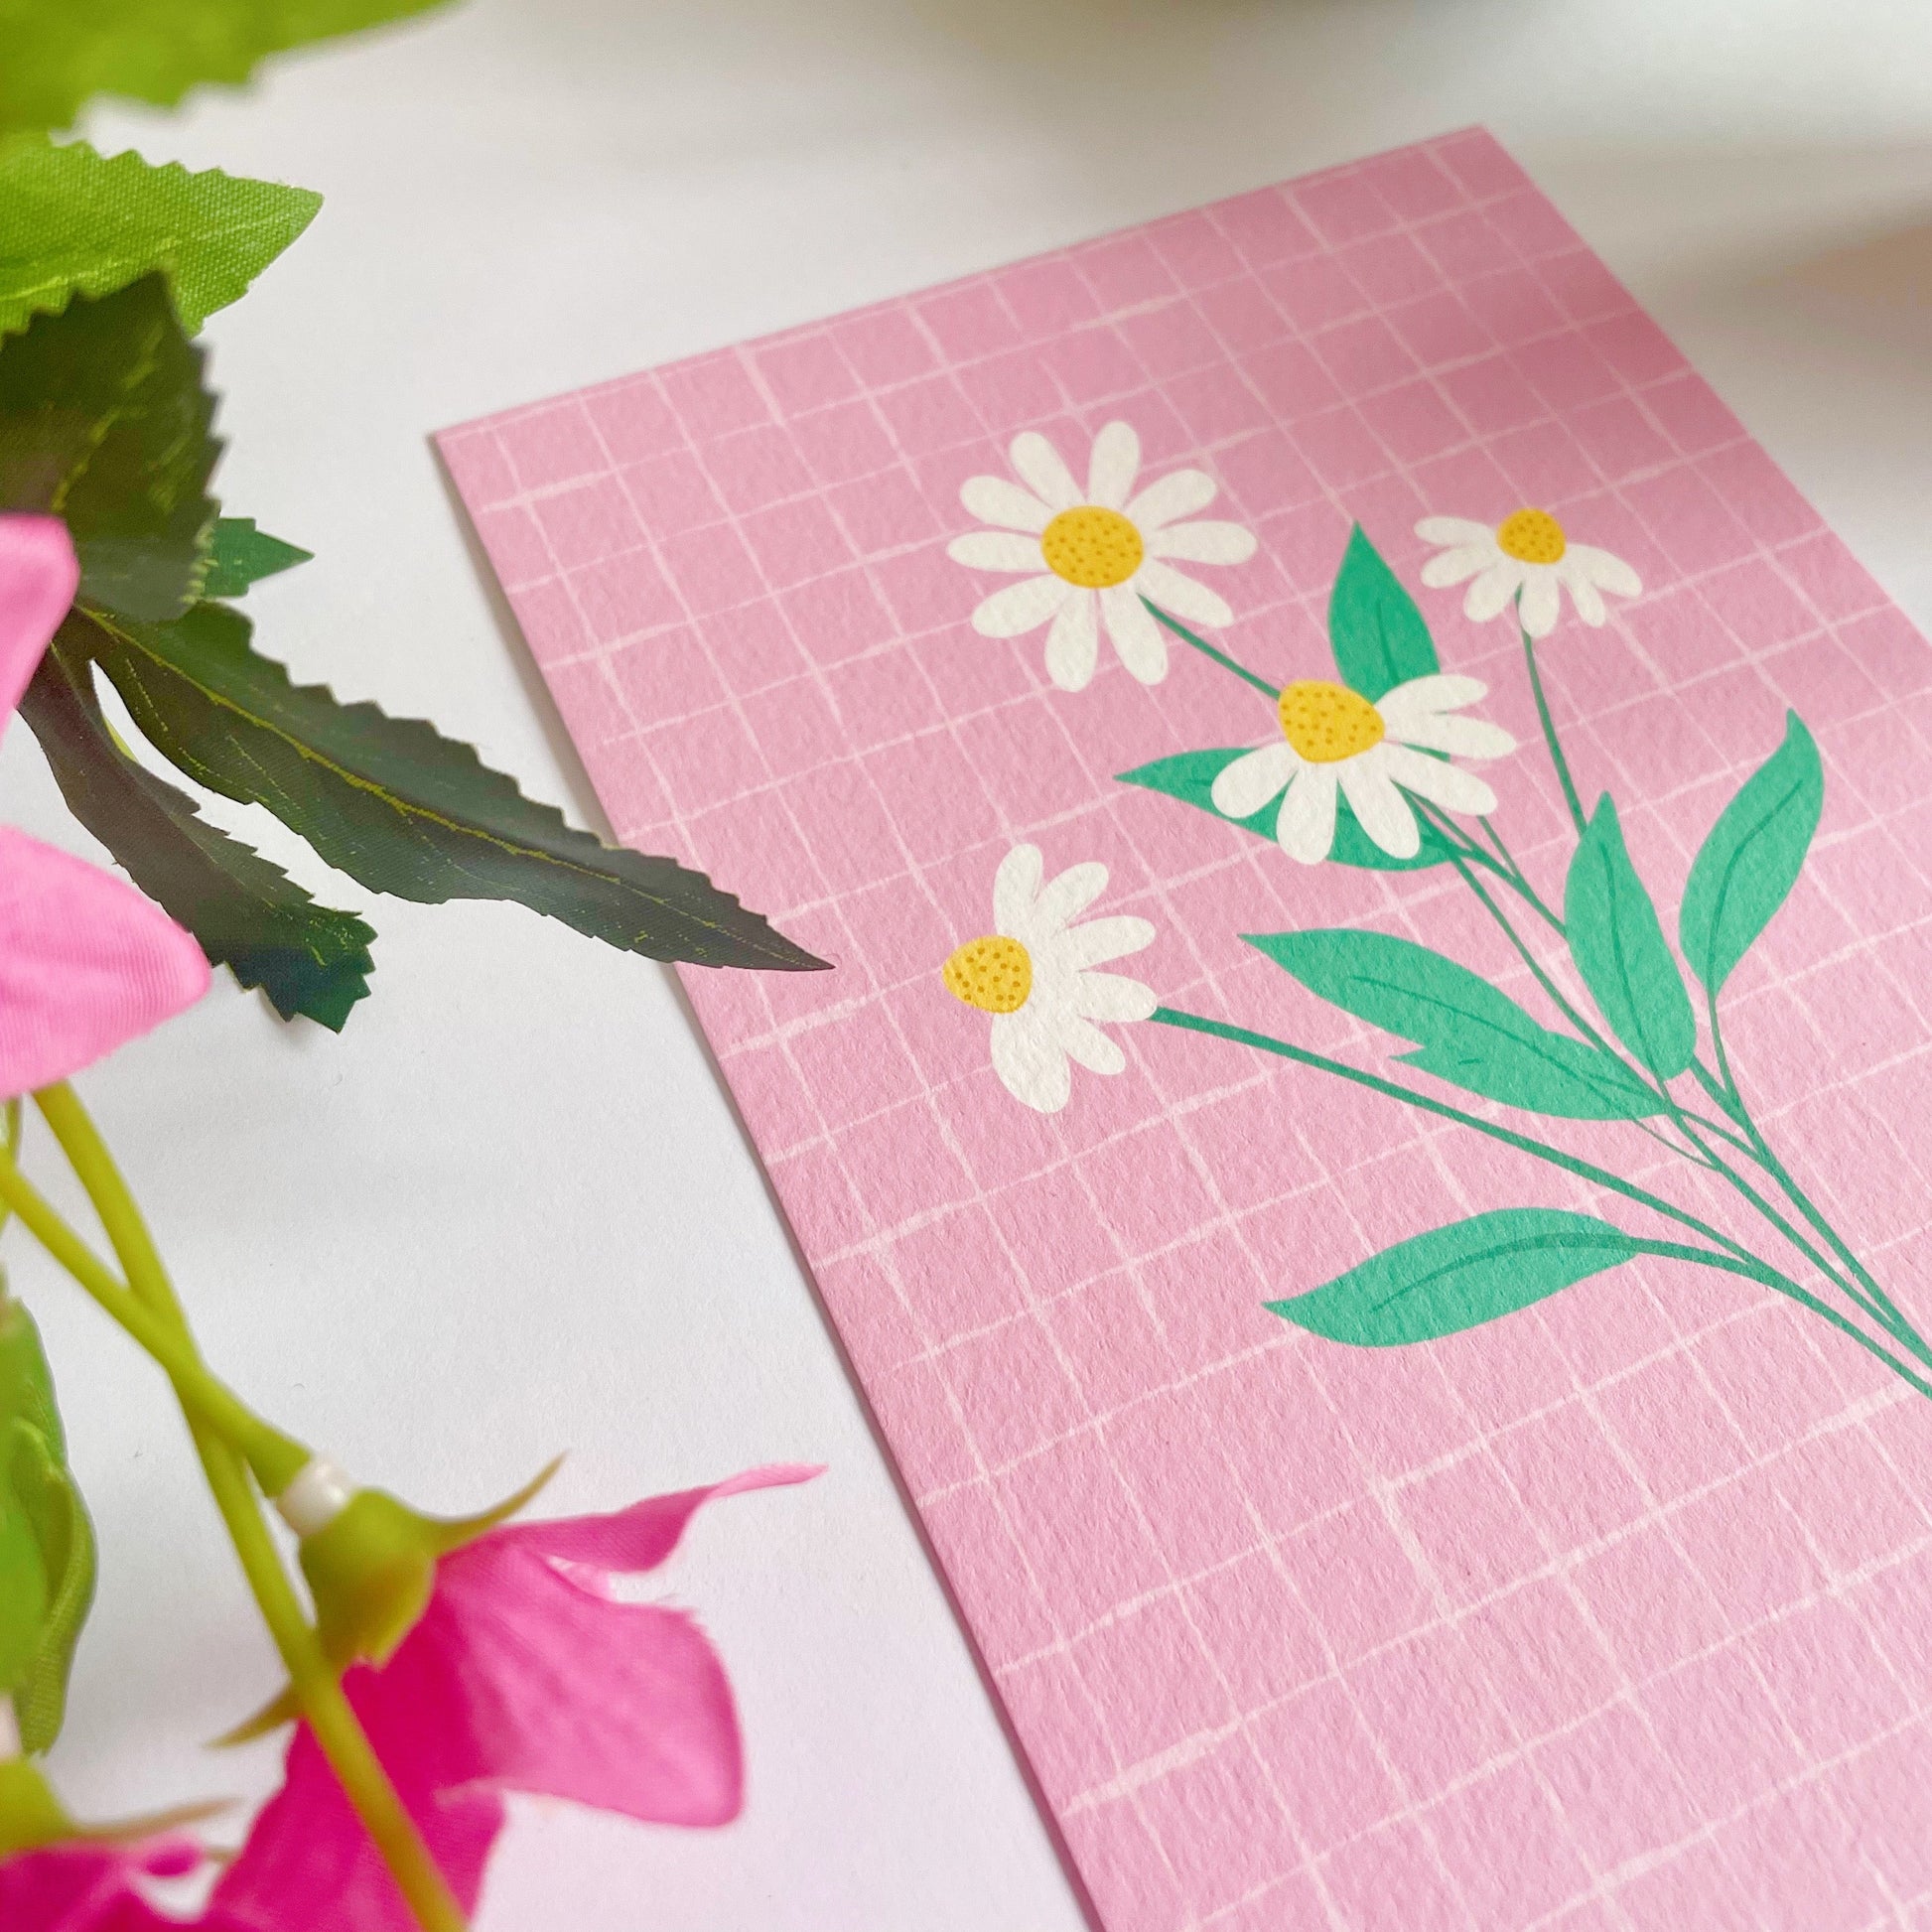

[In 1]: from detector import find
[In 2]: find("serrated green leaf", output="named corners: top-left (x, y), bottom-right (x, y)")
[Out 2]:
top-left (78, 602), bottom-right (831, 974)
top-left (1118, 747), bottom-right (1457, 874)
top-left (8, 1421), bottom-right (94, 1753)
top-left (1268, 1207), bottom-right (1643, 1344)
top-left (21, 633), bottom-right (378, 1028)
top-left (0, 0), bottom-right (456, 137)
top-left (1680, 712), bottom-right (1824, 999)
top-left (204, 517), bottom-right (311, 598)
top-left (0, 138), bottom-right (321, 337)
top-left (1327, 523), bottom-right (1439, 702)
top-left (0, 274), bottom-right (216, 621)
top-left (1565, 793), bottom-right (1696, 1079)
top-left (1247, 927), bottom-right (1663, 1119)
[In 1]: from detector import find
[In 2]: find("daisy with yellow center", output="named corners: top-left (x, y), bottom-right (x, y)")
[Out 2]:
top-left (1417, 510), bottom-right (1641, 638)
top-left (1210, 674), bottom-right (1515, 866)
top-left (947, 421), bottom-right (1257, 691)
top-left (942, 844), bottom-right (1158, 1113)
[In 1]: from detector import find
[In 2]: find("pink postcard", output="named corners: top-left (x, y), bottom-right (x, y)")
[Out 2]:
top-left (439, 130), bottom-right (1932, 1931)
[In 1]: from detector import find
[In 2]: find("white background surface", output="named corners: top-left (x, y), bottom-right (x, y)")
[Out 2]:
top-left (4, 3), bottom-right (1931, 1926)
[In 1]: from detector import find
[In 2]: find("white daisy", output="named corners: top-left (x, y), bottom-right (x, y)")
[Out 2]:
top-left (942, 844), bottom-right (1158, 1113)
top-left (1210, 675), bottom-right (1515, 866)
top-left (1416, 510), bottom-right (1641, 639)
top-left (947, 421), bottom-right (1256, 692)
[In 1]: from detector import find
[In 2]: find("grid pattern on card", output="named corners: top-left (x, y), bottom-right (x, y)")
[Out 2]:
top-left (441, 130), bottom-right (1932, 1932)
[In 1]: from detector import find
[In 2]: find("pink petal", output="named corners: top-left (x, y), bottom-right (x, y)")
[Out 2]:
top-left (0, 1838), bottom-right (200, 1932)
top-left (0, 516), bottom-right (78, 731)
top-left (0, 829), bottom-right (209, 1097)
top-left (210, 1726), bottom-right (502, 1932)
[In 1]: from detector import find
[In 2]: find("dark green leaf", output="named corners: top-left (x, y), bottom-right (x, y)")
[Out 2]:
top-left (1118, 747), bottom-right (1457, 873)
top-left (21, 633), bottom-right (377, 1028)
top-left (7, 1422), bottom-right (94, 1753)
top-left (1247, 927), bottom-right (1662, 1119)
top-left (1680, 712), bottom-right (1824, 998)
top-left (1326, 523), bottom-right (1439, 702)
top-left (0, 274), bottom-right (216, 621)
top-left (204, 517), bottom-right (311, 598)
top-left (0, 138), bottom-right (321, 336)
top-left (1267, 1207), bottom-right (1643, 1344)
top-left (1565, 794), bottom-right (1696, 1078)
top-left (79, 602), bottom-right (831, 974)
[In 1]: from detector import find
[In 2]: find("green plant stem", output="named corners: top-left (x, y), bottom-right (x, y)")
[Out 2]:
top-left (1143, 600), bottom-right (1283, 700)
top-left (30, 1084), bottom-right (467, 1932)
top-left (1520, 621), bottom-right (1587, 837)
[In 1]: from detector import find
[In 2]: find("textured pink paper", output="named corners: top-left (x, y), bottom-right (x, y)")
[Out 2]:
top-left (441, 130), bottom-right (1932, 1930)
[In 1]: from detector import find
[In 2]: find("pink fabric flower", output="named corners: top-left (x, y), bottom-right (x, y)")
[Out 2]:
top-left (0, 1834), bottom-right (205, 1932)
top-left (212, 1467), bottom-right (815, 1928)
top-left (0, 516), bottom-right (209, 1098)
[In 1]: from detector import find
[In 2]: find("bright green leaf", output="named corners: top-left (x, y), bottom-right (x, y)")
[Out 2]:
top-left (204, 517), bottom-right (312, 598)
top-left (8, 1421), bottom-right (95, 1753)
top-left (1268, 1207), bottom-right (1643, 1344)
top-left (0, 1295), bottom-right (62, 1458)
top-left (1246, 927), bottom-right (1663, 1119)
top-left (1326, 523), bottom-right (1439, 702)
top-left (0, 138), bottom-right (321, 337)
top-left (1680, 712), bottom-right (1824, 999)
top-left (1118, 748), bottom-right (1457, 874)
top-left (76, 602), bottom-right (832, 974)
top-left (0, 1490), bottom-right (48, 1694)
top-left (0, 274), bottom-right (216, 621)
top-left (0, 0), bottom-right (456, 137)
top-left (1565, 794), bottom-right (1696, 1079)
top-left (21, 635), bottom-right (379, 1028)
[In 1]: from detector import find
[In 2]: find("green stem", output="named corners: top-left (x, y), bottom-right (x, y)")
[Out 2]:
top-left (1521, 621), bottom-right (1587, 837)
top-left (30, 1084), bottom-right (467, 1932)
top-left (1143, 600), bottom-right (1282, 700)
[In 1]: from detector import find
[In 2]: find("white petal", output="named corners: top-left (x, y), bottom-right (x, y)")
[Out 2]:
top-left (1463, 559), bottom-right (1524, 624)
top-left (960, 476), bottom-right (1052, 533)
top-left (1389, 712), bottom-right (1517, 760)
top-left (1010, 432), bottom-right (1081, 512)
top-left (992, 843), bottom-right (1044, 934)
top-left (1517, 569), bottom-right (1562, 638)
top-left (1135, 559), bottom-right (1233, 630)
top-left (1420, 543), bottom-right (1499, 589)
top-left (1374, 674), bottom-right (1488, 731)
top-left (972, 574), bottom-right (1071, 638)
top-left (1561, 566), bottom-right (1607, 627)
top-left (1127, 468), bottom-right (1217, 530)
top-left (948, 529), bottom-right (1045, 573)
top-left (1055, 1013), bottom-right (1127, 1076)
top-left (1276, 766), bottom-right (1339, 865)
top-left (1070, 969), bottom-right (1159, 1023)
top-left (1087, 421), bottom-right (1141, 509)
top-left (1379, 742), bottom-right (1499, 816)
top-left (1023, 861), bottom-right (1110, 942)
top-left (1053, 914), bottom-right (1155, 972)
top-left (1148, 520), bottom-right (1257, 566)
top-left (992, 1008), bottom-right (1071, 1112)
top-left (1416, 515), bottom-right (1495, 546)
top-left (1338, 755), bottom-right (1422, 860)
top-left (1043, 591), bottom-right (1100, 691)
top-left (1210, 742), bottom-right (1297, 820)
top-left (1100, 584), bottom-right (1169, 682)
top-left (1569, 545), bottom-right (1642, 599)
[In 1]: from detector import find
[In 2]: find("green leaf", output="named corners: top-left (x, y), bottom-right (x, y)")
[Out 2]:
top-left (1118, 747), bottom-right (1457, 874)
top-left (1565, 794), bottom-right (1696, 1079)
top-left (0, 1294), bottom-right (62, 1459)
top-left (1680, 712), bottom-right (1824, 999)
top-left (1267, 1207), bottom-right (1643, 1344)
top-left (1247, 927), bottom-right (1663, 1119)
top-left (8, 1422), bottom-right (94, 1753)
top-left (20, 634), bottom-right (378, 1029)
top-left (0, 1483), bottom-right (48, 1693)
top-left (0, 138), bottom-right (321, 336)
top-left (204, 517), bottom-right (311, 598)
top-left (1327, 523), bottom-right (1439, 702)
top-left (0, 274), bottom-right (216, 621)
top-left (0, 0), bottom-right (456, 137)
top-left (77, 602), bottom-right (832, 974)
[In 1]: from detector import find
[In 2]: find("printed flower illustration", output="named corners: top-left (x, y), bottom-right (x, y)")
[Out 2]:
top-left (942, 843), bottom-right (1157, 1112)
top-left (1417, 510), bottom-right (1640, 638)
top-left (1211, 675), bottom-right (1514, 865)
top-left (948, 421), bottom-right (1255, 691)
top-left (0, 516), bottom-right (208, 1097)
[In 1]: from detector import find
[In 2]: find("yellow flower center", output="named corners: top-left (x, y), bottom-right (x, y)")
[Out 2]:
top-left (1277, 680), bottom-right (1386, 763)
top-left (1039, 506), bottom-right (1145, 590)
top-left (1496, 508), bottom-right (1567, 566)
top-left (943, 935), bottom-right (1034, 1015)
